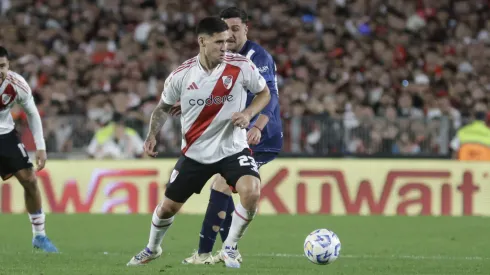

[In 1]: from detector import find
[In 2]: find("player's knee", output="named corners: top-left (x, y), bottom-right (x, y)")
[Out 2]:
top-left (157, 197), bottom-right (183, 219)
top-left (17, 171), bottom-right (38, 192)
top-left (236, 176), bottom-right (261, 203)
top-left (157, 204), bottom-right (178, 219)
top-left (247, 184), bottom-right (260, 204)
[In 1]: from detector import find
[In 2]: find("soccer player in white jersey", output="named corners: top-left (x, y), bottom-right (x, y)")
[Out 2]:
top-left (127, 17), bottom-right (271, 268)
top-left (0, 46), bottom-right (58, 252)
top-left (182, 7), bottom-right (283, 266)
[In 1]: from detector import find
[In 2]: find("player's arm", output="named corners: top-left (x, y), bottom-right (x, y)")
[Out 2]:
top-left (233, 61), bottom-right (271, 129)
top-left (16, 78), bottom-right (47, 171)
top-left (241, 85), bottom-right (270, 122)
top-left (254, 55), bottom-right (279, 130)
top-left (252, 113), bottom-right (269, 132)
top-left (147, 101), bottom-right (173, 138)
top-left (144, 101), bottom-right (174, 157)
top-left (144, 74), bottom-right (181, 157)
top-left (20, 98), bottom-right (45, 150)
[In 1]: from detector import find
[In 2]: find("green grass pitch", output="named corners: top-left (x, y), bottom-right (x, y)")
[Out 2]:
top-left (0, 214), bottom-right (489, 274)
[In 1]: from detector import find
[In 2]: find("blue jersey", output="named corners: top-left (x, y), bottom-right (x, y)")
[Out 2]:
top-left (238, 40), bottom-right (283, 153)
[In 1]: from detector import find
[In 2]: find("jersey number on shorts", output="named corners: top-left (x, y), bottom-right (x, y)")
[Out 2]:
top-left (238, 155), bottom-right (259, 173)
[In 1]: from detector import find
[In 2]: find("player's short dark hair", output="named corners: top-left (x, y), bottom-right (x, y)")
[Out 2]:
top-left (196, 16), bottom-right (229, 36)
top-left (220, 7), bottom-right (249, 24)
top-left (0, 46), bottom-right (9, 59)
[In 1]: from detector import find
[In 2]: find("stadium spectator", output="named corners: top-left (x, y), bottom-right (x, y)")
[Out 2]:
top-left (1, 0), bottom-right (489, 157)
top-left (86, 113), bottom-right (144, 159)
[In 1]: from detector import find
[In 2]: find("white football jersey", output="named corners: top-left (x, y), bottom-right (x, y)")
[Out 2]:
top-left (0, 71), bottom-right (32, 133)
top-left (0, 70), bottom-right (45, 150)
top-left (161, 52), bottom-right (266, 164)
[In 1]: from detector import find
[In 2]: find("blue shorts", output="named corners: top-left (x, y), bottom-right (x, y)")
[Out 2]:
top-left (253, 151), bottom-right (278, 168)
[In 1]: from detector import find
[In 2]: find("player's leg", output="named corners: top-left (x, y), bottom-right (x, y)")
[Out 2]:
top-left (0, 131), bottom-right (58, 252)
top-left (218, 149), bottom-right (262, 268)
top-left (13, 168), bottom-right (58, 252)
top-left (213, 152), bottom-right (278, 264)
top-left (183, 174), bottom-right (231, 264)
top-left (219, 152), bottom-right (278, 243)
top-left (128, 156), bottom-right (216, 266)
top-left (220, 175), bottom-right (260, 268)
top-left (218, 181), bottom-right (235, 243)
top-left (126, 196), bottom-right (181, 266)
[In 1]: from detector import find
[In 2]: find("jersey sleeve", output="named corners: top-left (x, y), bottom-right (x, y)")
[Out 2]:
top-left (252, 53), bottom-right (278, 95)
top-left (242, 59), bottom-right (266, 94)
top-left (13, 74), bottom-right (33, 105)
top-left (160, 73), bottom-right (181, 105)
top-left (251, 53), bottom-right (279, 118)
top-left (13, 74), bottom-right (46, 150)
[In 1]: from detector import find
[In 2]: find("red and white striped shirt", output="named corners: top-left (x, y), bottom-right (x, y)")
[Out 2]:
top-left (161, 52), bottom-right (266, 164)
top-left (0, 70), bottom-right (45, 150)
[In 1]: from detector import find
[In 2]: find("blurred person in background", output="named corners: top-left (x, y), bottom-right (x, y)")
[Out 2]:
top-left (86, 113), bottom-right (144, 159)
top-left (2, 0), bottom-right (490, 157)
top-left (450, 106), bottom-right (490, 161)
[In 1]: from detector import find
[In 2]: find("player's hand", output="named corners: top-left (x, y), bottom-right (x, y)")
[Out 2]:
top-left (143, 135), bottom-right (158, 157)
top-left (169, 102), bottom-right (181, 116)
top-left (232, 112), bottom-right (251, 129)
top-left (247, 126), bottom-right (261, 145)
top-left (35, 150), bottom-right (47, 171)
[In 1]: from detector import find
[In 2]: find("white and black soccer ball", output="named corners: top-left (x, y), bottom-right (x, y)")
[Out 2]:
top-left (303, 229), bottom-right (341, 265)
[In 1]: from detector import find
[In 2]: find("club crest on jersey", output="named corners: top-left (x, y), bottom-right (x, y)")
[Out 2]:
top-left (2, 94), bottom-right (12, 105)
top-left (1, 94), bottom-right (12, 106)
top-left (222, 75), bottom-right (233, 90)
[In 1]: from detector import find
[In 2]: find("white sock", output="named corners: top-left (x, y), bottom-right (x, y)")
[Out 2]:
top-left (223, 203), bottom-right (256, 247)
top-left (147, 210), bottom-right (174, 252)
top-left (29, 212), bottom-right (46, 236)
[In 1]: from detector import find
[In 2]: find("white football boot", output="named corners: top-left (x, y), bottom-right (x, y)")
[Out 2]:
top-left (182, 251), bottom-right (215, 265)
top-left (127, 246), bottom-right (162, 266)
top-left (219, 244), bottom-right (241, 268)
top-left (213, 249), bottom-right (243, 264)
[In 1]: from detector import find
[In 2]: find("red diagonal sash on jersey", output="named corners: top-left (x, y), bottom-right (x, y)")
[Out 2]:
top-left (0, 84), bottom-right (17, 110)
top-left (182, 64), bottom-right (241, 154)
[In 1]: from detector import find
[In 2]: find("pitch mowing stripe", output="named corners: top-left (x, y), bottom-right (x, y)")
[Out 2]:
top-left (96, 252), bottom-right (490, 261)
top-left (80, 251), bottom-right (490, 261)
top-left (251, 253), bottom-right (490, 261)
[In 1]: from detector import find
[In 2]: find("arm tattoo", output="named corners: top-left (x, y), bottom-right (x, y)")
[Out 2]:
top-left (148, 102), bottom-right (172, 137)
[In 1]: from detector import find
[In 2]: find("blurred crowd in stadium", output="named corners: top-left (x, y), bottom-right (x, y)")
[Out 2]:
top-left (1, 0), bottom-right (489, 158)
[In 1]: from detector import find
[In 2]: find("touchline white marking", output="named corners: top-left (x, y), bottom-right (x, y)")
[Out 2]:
top-left (249, 253), bottom-right (490, 261)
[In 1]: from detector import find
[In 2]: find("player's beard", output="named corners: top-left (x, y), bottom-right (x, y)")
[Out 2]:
top-left (226, 39), bottom-right (238, 53)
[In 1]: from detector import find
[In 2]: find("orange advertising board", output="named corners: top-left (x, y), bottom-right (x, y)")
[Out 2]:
top-left (1, 159), bottom-right (489, 216)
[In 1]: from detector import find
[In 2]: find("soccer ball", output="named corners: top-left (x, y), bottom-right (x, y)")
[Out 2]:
top-left (303, 229), bottom-right (341, 265)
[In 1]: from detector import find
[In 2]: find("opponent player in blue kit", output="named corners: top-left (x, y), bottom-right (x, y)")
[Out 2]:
top-left (181, 7), bottom-right (283, 265)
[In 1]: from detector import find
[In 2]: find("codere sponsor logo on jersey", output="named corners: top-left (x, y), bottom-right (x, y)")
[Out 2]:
top-left (189, 94), bottom-right (234, 106)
